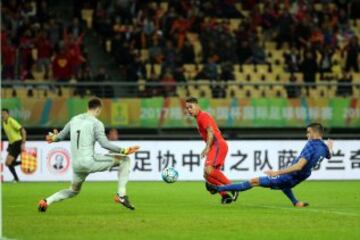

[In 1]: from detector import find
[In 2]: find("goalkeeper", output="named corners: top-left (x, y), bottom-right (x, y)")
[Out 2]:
top-left (38, 98), bottom-right (140, 211)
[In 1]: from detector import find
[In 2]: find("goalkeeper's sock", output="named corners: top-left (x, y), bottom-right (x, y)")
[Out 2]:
top-left (217, 181), bottom-right (253, 192)
top-left (46, 189), bottom-right (78, 205)
top-left (117, 157), bottom-right (130, 197)
top-left (282, 188), bottom-right (298, 205)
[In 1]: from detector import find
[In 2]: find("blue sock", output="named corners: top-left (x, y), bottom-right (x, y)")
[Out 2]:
top-left (217, 181), bottom-right (253, 192)
top-left (282, 188), bottom-right (298, 205)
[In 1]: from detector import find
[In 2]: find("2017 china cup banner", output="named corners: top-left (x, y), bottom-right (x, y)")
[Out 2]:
top-left (2, 97), bottom-right (360, 128)
top-left (1, 140), bottom-right (359, 181)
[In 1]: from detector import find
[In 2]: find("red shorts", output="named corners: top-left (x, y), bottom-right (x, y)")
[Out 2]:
top-left (205, 140), bottom-right (228, 168)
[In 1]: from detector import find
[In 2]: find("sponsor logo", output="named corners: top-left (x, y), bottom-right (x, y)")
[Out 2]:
top-left (47, 148), bottom-right (70, 174)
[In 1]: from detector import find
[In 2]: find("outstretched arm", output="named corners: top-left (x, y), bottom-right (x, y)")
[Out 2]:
top-left (56, 122), bottom-right (71, 141)
top-left (95, 122), bottom-right (123, 152)
top-left (46, 122), bottom-right (70, 143)
top-left (95, 122), bottom-right (140, 155)
top-left (265, 158), bottom-right (308, 177)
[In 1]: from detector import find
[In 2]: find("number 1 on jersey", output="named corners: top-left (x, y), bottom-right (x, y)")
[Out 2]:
top-left (76, 130), bottom-right (81, 149)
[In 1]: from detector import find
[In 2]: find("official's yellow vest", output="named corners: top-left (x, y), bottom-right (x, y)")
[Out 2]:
top-left (2, 117), bottom-right (23, 144)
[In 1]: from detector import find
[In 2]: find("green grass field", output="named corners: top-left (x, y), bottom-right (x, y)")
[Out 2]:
top-left (3, 181), bottom-right (360, 240)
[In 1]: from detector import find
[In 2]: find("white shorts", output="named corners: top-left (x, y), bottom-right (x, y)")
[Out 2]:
top-left (72, 154), bottom-right (129, 186)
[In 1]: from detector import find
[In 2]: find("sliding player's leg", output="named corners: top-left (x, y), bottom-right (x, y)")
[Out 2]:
top-left (260, 175), bottom-right (308, 207)
top-left (214, 174), bottom-right (292, 192)
top-left (282, 188), bottom-right (299, 206)
top-left (213, 178), bottom-right (257, 192)
top-left (38, 172), bottom-right (88, 212)
top-left (281, 187), bottom-right (309, 207)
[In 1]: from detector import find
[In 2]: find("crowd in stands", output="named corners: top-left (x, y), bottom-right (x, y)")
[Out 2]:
top-left (2, 0), bottom-right (360, 99)
top-left (90, 0), bottom-right (359, 98)
top-left (1, 0), bottom-right (92, 83)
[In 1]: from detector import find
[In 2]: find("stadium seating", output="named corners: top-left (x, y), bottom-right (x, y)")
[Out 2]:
top-left (2, 0), bottom-right (359, 99)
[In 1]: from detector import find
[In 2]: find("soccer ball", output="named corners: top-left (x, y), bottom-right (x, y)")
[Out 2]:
top-left (161, 167), bottom-right (179, 183)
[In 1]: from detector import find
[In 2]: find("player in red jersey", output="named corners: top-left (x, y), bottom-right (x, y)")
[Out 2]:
top-left (185, 97), bottom-right (238, 204)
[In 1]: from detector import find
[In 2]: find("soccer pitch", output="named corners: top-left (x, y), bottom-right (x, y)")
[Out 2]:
top-left (3, 181), bottom-right (360, 240)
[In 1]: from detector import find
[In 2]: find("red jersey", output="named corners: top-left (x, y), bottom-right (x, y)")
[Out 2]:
top-left (196, 111), bottom-right (224, 142)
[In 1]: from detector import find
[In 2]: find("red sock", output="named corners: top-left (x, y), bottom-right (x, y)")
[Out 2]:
top-left (206, 175), bottom-right (228, 197)
top-left (209, 169), bottom-right (231, 185)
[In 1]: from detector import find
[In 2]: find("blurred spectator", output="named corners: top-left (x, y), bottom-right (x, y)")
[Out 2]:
top-left (220, 62), bottom-right (235, 81)
top-left (237, 40), bottom-right (252, 64)
top-left (285, 74), bottom-right (301, 98)
top-left (248, 40), bottom-right (267, 65)
top-left (19, 29), bottom-right (34, 80)
top-left (31, 61), bottom-right (46, 81)
top-left (20, 1), bottom-right (36, 22)
top-left (2, 39), bottom-right (16, 80)
top-left (261, 5), bottom-right (278, 40)
top-left (343, 36), bottom-right (359, 72)
top-left (160, 68), bottom-right (177, 96)
top-left (202, 57), bottom-right (218, 80)
top-left (218, 37), bottom-right (237, 63)
top-left (127, 55), bottom-right (146, 82)
top-left (35, 30), bottom-right (52, 75)
top-left (74, 66), bottom-right (93, 97)
top-left (37, 0), bottom-right (50, 23)
top-left (52, 46), bottom-right (72, 82)
top-left (68, 17), bottom-right (84, 38)
top-left (181, 39), bottom-right (195, 63)
top-left (336, 70), bottom-right (353, 97)
top-left (310, 26), bottom-right (325, 49)
top-left (145, 72), bottom-right (161, 97)
top-left (322, 25), bottom-right (337, 47)
top-left (319, 45), bottom-right (335, 77)
top-left (64, 31), bottom-right (86, 76)
top-left (107, 128), bottom-right (119, 141)
top-left (163, 40), bottom-right (177, 69)
top-left (142, 17), bottom-right (156, 48)
top-left (211, 81), bottom-right (226, 98)
top-left (220, 0), bottom-right (243, 18)
top-left (148, 38), bottom-right (163, 64)
top-left (301, 51), bottom-right (318, 84)
top-left (173, 66), bottom-right (186, 82)
top-left (284, 47), bottom-right (301, 73)
top-left (294, 17), bottom-right (311, 48)
top-left (94, 67), bottom-right (113, 98)
top-left (170, 15), bottom-right (191, 49)
top-left (47, 18), bottom-right (63, 46)
top-left (276, 10), bottom-right (294, 49)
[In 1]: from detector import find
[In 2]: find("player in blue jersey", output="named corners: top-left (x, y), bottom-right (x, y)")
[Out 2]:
top-left (207, 123), bottom-right (333, 207)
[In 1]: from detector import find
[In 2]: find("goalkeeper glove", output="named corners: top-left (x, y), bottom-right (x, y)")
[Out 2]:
top-left (46, 129), bottom-right (59, 143)
top-left (120, 145), bottom-right (140, 155)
